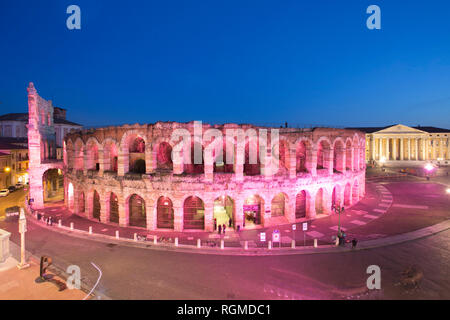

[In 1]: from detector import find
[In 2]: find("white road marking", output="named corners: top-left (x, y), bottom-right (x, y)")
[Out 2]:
top-left (363, 214), bottom-right (378, 219)
top-left (83, 262), bottom-right (102, 300)
top-left (350, 220), bottom-right (367, 226)
top-left (329, 226), bottom-right (339, 231)
top-left (379, 203), bottom-right (390, 207)
top-left (373, 209), bottom-right (386, 213)
top-left (381, 199), bottom-right (392, 203)
top-left (306, 231), bottom-right (324, 238)
top-left (392, 204), bottom-right (429, 209)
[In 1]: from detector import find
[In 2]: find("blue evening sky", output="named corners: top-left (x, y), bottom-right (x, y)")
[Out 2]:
top-left (0, 0), bottom-right (449, 128)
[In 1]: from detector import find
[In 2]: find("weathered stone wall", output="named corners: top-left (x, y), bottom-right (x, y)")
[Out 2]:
top-left (64, 122), bottom-right (366, 232)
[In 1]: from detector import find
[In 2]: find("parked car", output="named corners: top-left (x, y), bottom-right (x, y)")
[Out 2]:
top-left (8, 186), bottom-right (16, 192)
top-left (0, 189), bottom-right (10, 197)
top-left (15, 183), bottom-right (24, 189)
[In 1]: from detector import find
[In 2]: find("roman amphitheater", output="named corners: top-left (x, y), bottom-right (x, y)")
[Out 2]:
top-left (63, 123), bottom-right (366, 232)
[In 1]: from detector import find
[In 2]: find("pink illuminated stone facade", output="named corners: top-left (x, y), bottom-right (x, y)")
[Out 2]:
top-left (27, 83), bottom-right (63, 209)
top-left (64, 123), bottom-right (366, 232)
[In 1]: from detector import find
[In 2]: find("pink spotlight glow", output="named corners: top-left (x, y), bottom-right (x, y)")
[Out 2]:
top-left (424, 163), bottom-right (434, 171)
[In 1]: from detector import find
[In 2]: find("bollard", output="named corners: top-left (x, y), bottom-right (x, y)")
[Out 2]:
top-left (175, 237), bottom-right (178, 247)
top-left (220, 239), bottom-right (224, 250)
top-left (134, 233), bottom-right (137, 242)
top-left (335, 237), bottom-right (339, 247)
top-left (291, 239), bottom-right (296, 249)
top-left (89, 226), bottom-right (92, 234)
top-left (244, 241), bottom-right (248, 250)
top-left (314, 239), bottom-right (318, 248)
top-left (153, 235), bottom-right (157, 244)
top-left (115, 230), bottom-right (119, 239)
top-left (70, 222), bottom-right (74, 231)
top-left (268, 241), bottom-right (272, 250)
top-left (197, 239), bottom-right (201, 248)
top-left (58, 220), bottom-right (62, 228)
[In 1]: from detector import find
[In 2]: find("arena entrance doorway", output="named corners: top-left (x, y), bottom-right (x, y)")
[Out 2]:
top-left (213, 196), bottom-right (235, 230)
top-left (43, 169), bottom-right (64, 204)
top-left (243, 195), bottom-right (263, 228)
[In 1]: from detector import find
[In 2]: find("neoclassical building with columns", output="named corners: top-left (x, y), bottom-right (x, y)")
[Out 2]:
top-left (63, 124), bottom-right (366, 232)
top-left (349, 124), bottom-right (450, 166)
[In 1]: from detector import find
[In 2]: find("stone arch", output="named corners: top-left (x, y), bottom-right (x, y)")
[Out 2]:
top-left (92, 190), bottom-right (101, 220)
top-left (184, 141), bottom-right (204, 174)
top-left (157, 196), bottom-right (174, 229)
top-left (315, 188), bottom-right (328, 214)
top-left (271, 192), bottom-right (288, 218)
top-left (295, 138), bottom-right (313, 173)
top-left (43, 168), bottom-right (64, 204)
top-left (344, 183), bottom-right (352, 206)
top-left (353, 135), bottom-right (360, 171)
top-left (66, 139), bottom-right (75, 169)
top-left (74, 138), bottom-right (85, 171)
top-left (213, 195), bottom-right (235, 228)
top-left (244, 138), bottom-right (260, 176)
top-left (243, 194), bottom-right (264, 226)
top-left (295, 190), bottom-right (310, 219)
top-left (85, 137), bottom-right (100, 171)
top-left (316, 137), bottom-right (332, 171)
top-left (103, 138), bottom-right (119, 172)
top-left (120, 131), bottom-right (148, 174)
top-left (345, 138), bottom-right (353, 171)
top-left (331, 184), bottom-right (342, 208)
top-left (333, 138), bottom-right (345, 173)
top-left (183, 196), bottom-right (205, 230)
top-left (109, 192), bottom-right (119, 223)
top-left (156, 142), bottom-right (173, 171)
top-left (213, 137), bottom-right (235, 173)
top-left (127, 193), bottom-right (146, 228)
top-left (78, 190), bottom-right (85, 213)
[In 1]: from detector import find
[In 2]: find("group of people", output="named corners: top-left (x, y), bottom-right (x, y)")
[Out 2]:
top-left (37, 212), bottom-right (54, 226)
top-left (214, 218), bottom-right (233, 235)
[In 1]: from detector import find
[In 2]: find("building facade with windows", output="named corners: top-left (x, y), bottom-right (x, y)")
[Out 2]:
top-left (349, 124), bottom-right (450, 166)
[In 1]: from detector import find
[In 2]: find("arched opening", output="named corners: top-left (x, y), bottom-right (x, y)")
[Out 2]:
top-left (129, 194), bottom-right (146, 228)
top-left (317, 140), bottom-right (330, 170)
top-left (352, 181), bottom-right (359, 203)
top-left (43, 169), bottom-right (64, 204)
top-left (271, 193), bottom-right (287, 217)
top-left (214, 196), bottom-right (235, 229)
top-left (184, 142), bottom-right (204, 174)
top-left (243, 195), bottom-right (263, 227)
top-left (86, 140), bottom-right (99, 171)
top-left (333, 140), bottom-right (345, 173)
top-left (315, 188), bottom-right (325, 214)
top-left (275, 140), bottom-right (289, 174)
top-left (129, 137), bottom-right (146, 174)
top-left (66, 141), bottom-right (74, 169)
top-left (78, 191), bottom-right (85, 213)
top-left (295, 190), bottom-right (307, 219)
top-left (110, 193), bottom-right (119, 223)
top-left (213, 141), bottom-right (234, 173)
top-left (74, 140), bottom-right (84, 171)
top-left (244, 140), bottom-right (260, 176)
top-left (346, 140), bottom-right (352, 170)
top-left (296, 141), bottom-right (308, 173)
top-left (183, 196), bottom-right (205, 230)
top-left (353, 139), bottom-right (360, 170)
top-left (156, 142), bottom-right (173, 171)
top-left (157, 196), bottom-right (174, 229)
top-left (93, 190), bottom-right (101, 220)
top-left (104, 141), bottom-right (118, 172)
top-left (344, 183), bottom-right (351, 206)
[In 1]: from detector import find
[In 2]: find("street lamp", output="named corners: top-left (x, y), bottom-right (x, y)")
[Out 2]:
top-left (332, 203), bottom-right (345, 236)
top-left (424, 163), bottom-right (434, 180)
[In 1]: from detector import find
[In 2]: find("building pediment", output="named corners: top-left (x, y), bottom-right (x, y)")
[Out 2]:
top-left (373, 124), bottom-right (427, 135)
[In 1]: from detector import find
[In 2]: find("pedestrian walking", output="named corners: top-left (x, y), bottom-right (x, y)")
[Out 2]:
top-left (352, 238), bottom-right (358, 249)
top-left (218, 224), bottom-right (222, 234)
top-left (228, 217), bottom-right (232, 228)
top-left (214, 218), bottom-right (217, 231)
top-left (223, 224), bottom-right (226, 235)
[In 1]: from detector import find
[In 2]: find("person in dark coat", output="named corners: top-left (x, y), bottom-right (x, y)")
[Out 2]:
top-left (218, 224), bottom-right (222, 234)
top-left (214, 218), bottom-right (217, 231)
top-left (352, 238), bottom-right (358, 249)
top-left (228, 218), bottom-right (232, 228)
top-left (223, 224), bottom-right (226, 235)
